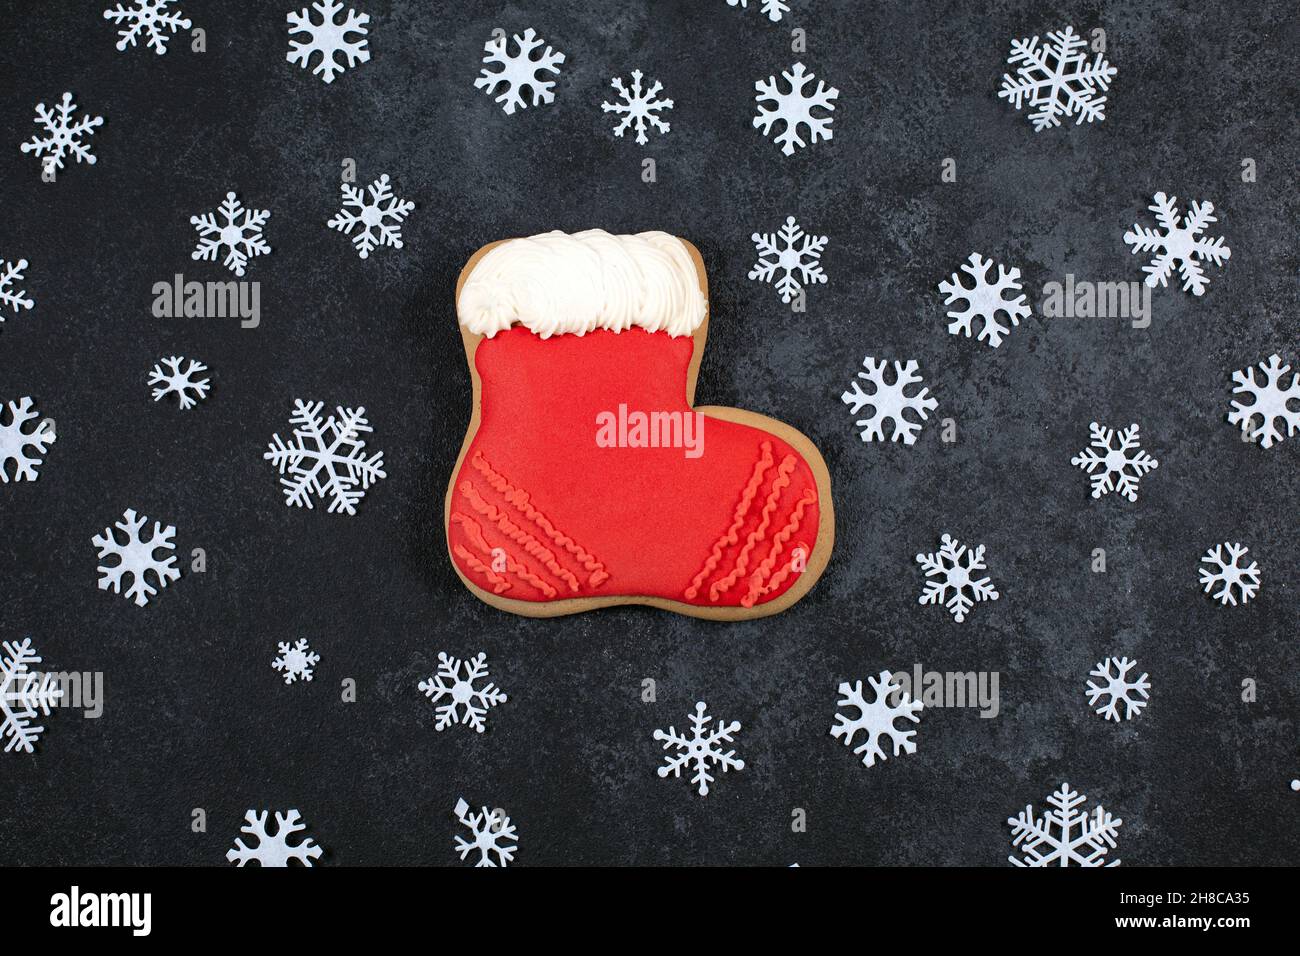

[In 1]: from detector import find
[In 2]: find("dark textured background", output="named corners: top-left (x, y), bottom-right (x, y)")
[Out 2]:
top-left (1, 0), bottom-right (1296, 866)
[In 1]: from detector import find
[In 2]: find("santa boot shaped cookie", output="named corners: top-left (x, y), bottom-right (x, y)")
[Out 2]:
top-left (446, 230), bottom-right (834, 619)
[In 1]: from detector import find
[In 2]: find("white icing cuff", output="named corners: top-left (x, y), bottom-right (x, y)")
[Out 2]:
top-left (457, 229), bottom-right (708, 339)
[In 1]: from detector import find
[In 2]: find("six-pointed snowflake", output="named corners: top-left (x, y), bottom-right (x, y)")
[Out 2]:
top-left (1123, 192), bottom-right (1230, 296)
top-left (453, 797), bottom-right (518, 867)
top-left (1, 397), bottom-right (56, 483)
top-left (1086, 657), bottom-right (1150, 722)
top-left (939, 252), bottom-right (1031, 347)
top-left (190, 191), bottom-right (272, 277)
top-left (273, 639), bottom-right (320, 685)
top-left (654, 701), bottom-right (745, 796)
top-left (92, 509), bottom-right (180, 607)
top-left (418, 651), bottom-right (507, 733)
top-left (264, 400), bottom-right (386, 515)
top-left (727, 0), bottom-right (792, 23)
top-left (103, 1), bottom-right (191, 55)
top-left (1, 638), bottom-right (63, 754)
top-left (841, 356), bottom-right (938, 446)
top-left (226, 810), bottom-right (323, 866)
top-left (830, 671), bottom-right (923, 768)
top-left (149, 355), bottom-right (210, 410)
top-left (287, 1), bottom-right (370, 84)
top-left (327, 174), bottom-right (415, 260)
top-left (475, 28), bottom-right (566, 115)
top-left (601, 70), bottom-right (673, 145)
top-left (1071, 422), bottom-right (1159, 502)
top-left (1008, 782), bottom-right (1122, 866)
top-left (998, 26), bottom-right (1116, 131)
top-left (916, 534), bottom-right (1000, 623)
top-left (753, 62), bottom-right (838, 156)
top-left (1198, 542), bottom-right (1260, 607)
top-left (1228, 354), bottom-right (1300, 449)
top-left (0, 257), bottom-right (33, 318)
top-left (748, 215), bottom-right (827, 304)
top-left (20, 92), bottom-right (104, 173)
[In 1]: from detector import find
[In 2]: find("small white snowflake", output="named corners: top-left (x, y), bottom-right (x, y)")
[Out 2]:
top-left (938, 252), bottom-right (1031, 348)
top-left (1071, 422), bottom-right (1159, 502)
top-left (418, 651), bottom-right (507, 732)
top-left (753, 62), bottom-right (838, 156)
top-left (103, 1), bottom-right (191, 55)
top-left (475, 27), bottom-right (565, 115)
top-left (226, 810), bottom-right (323, 866)
top-left (915, 534), bottom-right (1000, 623)
top-left (1086, 657), bottom-right (1150, 722)
top-left (190, 191), bottom-right (271, 277)
top-left (1, 257), bottom-right (34, 319)
top-left (748, 215), bottom-right (827, 304)
top-left (1228, 354), bottom-right (1300, 449)
top-left (601, 69), bottom-right (673, 145)
top-left (1, 397), bottom-right (56, 483)
top-left (20, 92), bottom-right (104, 173)
top-left (327, 174), bottom-right (414, 259)
top-left (1008, 783), bottom-right (1122, 866)
top-left (264, 400), bottom-right (386, 515)
top-left (92, 509), bottom-right (181, 608)
top-left (998, 26), bottom-right (1116, 131)
top-left (841, 356), bottom-right (938, 446)
top-left (148, 356), bottom-right (210, 410)
top-left (1198, 542), bottom-right (1260, 607)
top-left (273, 639), bottom-right (320, 685)
top-left (287, 1), bottom-right (370, 84)
top-left (654, 701), bottom-right (745, 796)
top-left (1, 638), bottom-right (64, 755)
top-left (726, 0), bottom-right (792, 23)
top-left (1123, 192), bottom-right (1230, 296)
top-left (453, 798), bottom-right (518, 868)
top-left (830, 671), bottom-right (923, 768)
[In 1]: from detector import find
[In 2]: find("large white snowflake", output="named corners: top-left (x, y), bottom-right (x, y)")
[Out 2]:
top-left (328, 174), bottom-right (414, 260)
top-left (1228, 353), bottom-right (1300, 449)
top-left (726, 0), bottom-right (792, 22)
top-left (92, 509), bottom-right (180, 607)
top-left (601, 70), bottom-right (673, 145)
top-left (475, 28), bottom-right (565, 115)
top-left (1071, 422), bottom-right (1159, 502)
top-left (453, 798), bottom-right (518, 868)
top-left (998, 26), bottom-right (1116, 131)
top-left (287, 1), bottom-right (370, 84)
top-left (103, 1), bottom-right (191, 55)
top-left (654, 701), bottom-right (745, 796)
top-left (1, 638), bottom-right (63, 754)
top-left (1198, 542), bottom-right (1260, 607)
top-left (939, 252), bottom-right (1031, 348)
top-left (1123, 192), bottom-right (1230, 296)
top-left (830, 671), bottom-right (923, 768)
top-left (418, 651), bottom-right (507, 733)
top-left (915, 534), bottom-right (999, 623)
top-left (0, 257), bottom-right (34, 318)
top-left (20, 92), bottom-right (104, 172)
top-left (841, 356), bottom-right (937, 446)
top-left (226, 810), bottom-right (323, 866)
top-left (753, 62), bottom-right (838, 156)
top-left (264, 400), bottom-right (386, 515)
top-left (748, 215), bottom-right (827, 304)
top-left (273, 639), bottom-right (320, 685)
top-left (190, 191), bottom-right (272, 277)
top-left (1, 397), bottom-right (56, 483)
top-left (1008, 783), bottom-right (1122, 866)
top-left (1086, 656), bottom-right (1149, 722)
top-left (149, 355), bottom-right (210, 410)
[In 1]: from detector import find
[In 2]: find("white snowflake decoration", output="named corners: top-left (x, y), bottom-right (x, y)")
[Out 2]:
top-left (830, 671), bottom-right (923, 768)
top-left (916, 534), bottom-right (1000, 623)
top-left (1198, 542), bottom-right (1260, 607)
top-left (1071, 422), bottom-right (1159, 502)
top-left (327, 174), bottom-right (414, 260)
top-left (654, 701), bottom-right (745, 796)
top-left (1123, 192), bottom-right (1230, 296)
top-left (273, 639), bottom-right (320, 685)
top-left (1, 638), bottom-right (63, 754)
top-left (998, 26), bottom-right (1116, 131)
top-left (20, 92), bottom-right (104, 172)
top-left (103, 1), bottom-right (191, 55)
top-left (287, 1), bottom-right (369, 84)
top-left (264, 400), bottom-right (386, 515)
top-left (92, 509), bottom-right (180, 607)
top-left (1, 397), bottom-right (56, 483)
top-left (1086, 657), bottom-right (1150, 722)
top-left (1, 258), bottom-right (34, 319)
top-left (149, 356), bottom-right (210, 410)
top-left (601, 70), bottom-right (673, 145)
top-left (727, 0), bottom-right (792, 23)
top-left (453, 798), bottom-right (518, 868)
top-left (841, 357), bottom-right (937, 446)
top-left (938, 253), bottom-right (1031, 348)
top-left (753, 63), bottom-right (838, 156)
top-left (748, 215), bottom-right (827, 304)
top-left (190, 192), bottom-right (271, 277)
top-left (418, 651), bottom-right (507, 733)
top-left (475, 28), bottom-right (565, 115)
top-left (1228, 354), bottom-right (1300, 449)
top-left (226, 810), bottom-right (323, 866)
top-left (1008, 783), bottom-right (1122, 866)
